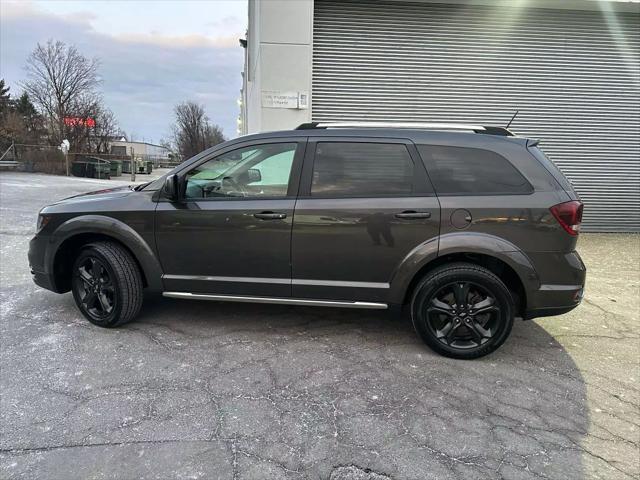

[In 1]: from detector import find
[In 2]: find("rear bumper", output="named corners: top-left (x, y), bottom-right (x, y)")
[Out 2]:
top-left (525, 250), bottom-right (586, 320)
top-left (524, 285), bottom-right (584, 319)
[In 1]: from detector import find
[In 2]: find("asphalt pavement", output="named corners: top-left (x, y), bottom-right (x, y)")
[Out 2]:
top-left (0, 171), bottom-right (638, 480)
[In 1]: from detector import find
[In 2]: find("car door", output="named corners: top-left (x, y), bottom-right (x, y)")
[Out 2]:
top-left (291, 137), bottom-right (441, 303)
top-left (155, 138), bottom-right (306, 297)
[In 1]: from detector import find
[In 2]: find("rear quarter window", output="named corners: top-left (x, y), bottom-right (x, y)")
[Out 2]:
top-left (528, 145), bottom-right (576, 194)
top-left (417, 145), bottom-right (533, 195)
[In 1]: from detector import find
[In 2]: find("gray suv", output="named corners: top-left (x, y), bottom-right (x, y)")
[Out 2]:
top-left (28, 122), bottom-right (586, 359)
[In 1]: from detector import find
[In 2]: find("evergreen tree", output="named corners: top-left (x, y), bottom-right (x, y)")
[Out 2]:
top-left (0, 79), bottom-right (10, 115)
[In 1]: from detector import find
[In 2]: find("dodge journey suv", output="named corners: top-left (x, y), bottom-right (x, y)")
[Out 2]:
top-left (29, 122), bottom-right (586, 359)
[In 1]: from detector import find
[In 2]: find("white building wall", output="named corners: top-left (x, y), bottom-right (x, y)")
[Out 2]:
top-left (244, 0), bottom-right (313, 134)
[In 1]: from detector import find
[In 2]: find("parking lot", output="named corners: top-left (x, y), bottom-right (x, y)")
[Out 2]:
top-left (0, 171), bottom-right (638, 480)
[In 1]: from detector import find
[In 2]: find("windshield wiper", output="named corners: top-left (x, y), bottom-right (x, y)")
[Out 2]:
top-left (133, 181), bottom-right (151, 191)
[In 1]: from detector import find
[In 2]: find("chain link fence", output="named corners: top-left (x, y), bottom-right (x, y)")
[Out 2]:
top-left (2, 144), bottom-right (173, 179)
top-left (7, 144), bottom-right (67, 175)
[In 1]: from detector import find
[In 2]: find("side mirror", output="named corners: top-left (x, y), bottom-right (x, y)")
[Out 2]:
top-left (163, 174), bottom-right (181, 202)
top-left (247, 168), bottom-right (261, 184)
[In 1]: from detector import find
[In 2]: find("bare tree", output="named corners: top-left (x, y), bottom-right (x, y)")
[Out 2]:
top-left (159, 136), bottom-right (174, 151)
top-left (22, 40), bottom-right (100, 147)
top-left (60, 93), bottom-right (101, 152)
top-left (172, 101), bottom-right (225, 160)
top-left (93, 106), bottom-right (120, 153)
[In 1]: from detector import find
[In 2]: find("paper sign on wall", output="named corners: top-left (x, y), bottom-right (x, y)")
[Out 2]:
top-left (262, 90), bottom-right (309, 109)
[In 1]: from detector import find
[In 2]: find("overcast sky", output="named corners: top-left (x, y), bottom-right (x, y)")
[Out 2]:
top-left (0, 0), bottom-right (247, 143)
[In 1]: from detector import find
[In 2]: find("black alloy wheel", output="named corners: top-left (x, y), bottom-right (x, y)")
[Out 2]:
top-left (411, 263), bottom-right (515, 359)
top-left (427, 281), bottom-right (499, 349)
top-left (73, 256), bottom-right (116, 321)
top-left (71, 241), bottom-right (143, 327)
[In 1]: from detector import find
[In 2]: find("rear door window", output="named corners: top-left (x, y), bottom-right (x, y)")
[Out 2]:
top-left (310, 142), bottom-right (419, 197)
top-left (417, 145), bottom-right (533, 195)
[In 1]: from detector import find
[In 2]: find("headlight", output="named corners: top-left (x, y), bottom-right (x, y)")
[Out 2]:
top-left (36, 214), bottom-right (51, 233)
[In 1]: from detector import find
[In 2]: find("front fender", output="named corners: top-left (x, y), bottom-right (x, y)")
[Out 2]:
top-left (388, 232), bottom-right (539, 304)
top-left (46, 215), bottom-right (163, 291)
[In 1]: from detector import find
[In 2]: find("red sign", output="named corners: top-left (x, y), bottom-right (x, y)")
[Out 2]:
top-left (63, 117), bottom-right (96, 127)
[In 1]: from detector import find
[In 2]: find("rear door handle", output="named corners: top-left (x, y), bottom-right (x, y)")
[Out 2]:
top-left (395, 211), bottom-right (431, 219)
top-left (254, 211), bottom-right (287, 220)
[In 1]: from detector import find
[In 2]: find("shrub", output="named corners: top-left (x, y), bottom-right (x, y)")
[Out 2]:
top-left (21, 148), bottom-right (67, 175)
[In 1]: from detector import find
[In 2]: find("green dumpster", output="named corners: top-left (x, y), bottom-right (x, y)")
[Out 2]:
top-left (108, 159), bottom-right (122, 177)
top-left (71, 161), bottom-right (88, 177)
top-left (120, 159), bottom-right (151, 175)
top-left (132, 160), bottom-right (153, 174)
top-left (85, 157), bottom-right (111, 179)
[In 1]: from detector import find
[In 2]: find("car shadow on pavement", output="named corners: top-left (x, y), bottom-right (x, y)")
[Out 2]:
top-left (1, 287), bottom-right (590, 479)
top-left (121, 294), bottom-right (590, 480)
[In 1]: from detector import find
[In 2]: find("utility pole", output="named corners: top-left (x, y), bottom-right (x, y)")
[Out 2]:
top-left (130, 147), bottom-right (136, 182)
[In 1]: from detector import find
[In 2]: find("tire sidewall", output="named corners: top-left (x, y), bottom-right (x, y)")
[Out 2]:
top-left (411, 266), bottom-right (514, 359)
top-left (71, 247), bottom-right (123, 327)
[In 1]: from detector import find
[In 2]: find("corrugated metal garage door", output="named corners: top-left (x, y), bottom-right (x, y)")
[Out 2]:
top-left (312, 0), bottom-right (640, 232)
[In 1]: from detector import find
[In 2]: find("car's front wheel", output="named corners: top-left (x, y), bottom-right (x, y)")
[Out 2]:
top-left (71, 241), bottom-right (143, 327)
top-left (411, 262), bottom-right (515, 359)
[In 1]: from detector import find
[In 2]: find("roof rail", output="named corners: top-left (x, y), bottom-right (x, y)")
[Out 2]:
top-left (295, 122), bottom-right (515, 136)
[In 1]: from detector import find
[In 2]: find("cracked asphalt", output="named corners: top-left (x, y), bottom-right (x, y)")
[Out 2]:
top-left (1, 171), bottom-right (638, 480)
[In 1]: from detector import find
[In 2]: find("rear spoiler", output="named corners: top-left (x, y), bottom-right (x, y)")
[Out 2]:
top-left (475, 126), bottom-right (515, 137)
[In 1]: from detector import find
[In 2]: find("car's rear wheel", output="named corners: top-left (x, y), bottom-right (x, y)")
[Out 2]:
top-left (71, 241), bottom-right (143, 327)
top-left (411, 262), bottom-right (514, 359)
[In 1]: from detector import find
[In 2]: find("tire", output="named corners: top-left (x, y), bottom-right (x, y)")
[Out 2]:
top-left (71, 241), bottom-right (143, 327)
top-left (410, 262), bottom-right (515, 359)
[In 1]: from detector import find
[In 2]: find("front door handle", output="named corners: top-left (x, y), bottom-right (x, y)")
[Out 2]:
top-left (395, 211), bottom-right (431, 219)
top-left (254, 211), bottom-right (287, 220)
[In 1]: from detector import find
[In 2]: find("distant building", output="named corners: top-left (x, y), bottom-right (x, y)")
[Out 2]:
top-left (109, 140), bottom-right (175, 165)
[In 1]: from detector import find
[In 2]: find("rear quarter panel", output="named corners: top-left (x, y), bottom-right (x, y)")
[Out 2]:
top-left (415, 134), bottom-right (578, 254)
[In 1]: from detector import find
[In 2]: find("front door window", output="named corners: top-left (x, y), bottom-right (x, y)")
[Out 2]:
top-left (185, 143), bottom-right (297, 199)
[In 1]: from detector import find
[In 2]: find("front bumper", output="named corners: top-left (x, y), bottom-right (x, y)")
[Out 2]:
top-left (31, 268), bottom-right (56, 291)
top-left (28, 234), bottom-right (60, 293)
top-left (524, 250), bottom-right (586, 320)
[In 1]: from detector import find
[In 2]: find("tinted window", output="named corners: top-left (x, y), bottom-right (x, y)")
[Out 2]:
top-left (311, 142), bottom-right (415, 197)
top-left (185, 143), bottom-right (296, 199)
top-left (528, 145), bottom-right (575, 193)
top-left (418, 145), bottom-right (532, 195)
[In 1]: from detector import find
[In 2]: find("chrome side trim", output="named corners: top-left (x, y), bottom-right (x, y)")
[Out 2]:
top-left (163, 274), bottom-right (389, 289)
top-left (162, 292), bottom-right (388, 309)
top-left (163, 274), bottom-right (290, 285)
top-left (539, 284), bottom-right (583, 291)
top-left (292, 279), bottom-right (389, 289)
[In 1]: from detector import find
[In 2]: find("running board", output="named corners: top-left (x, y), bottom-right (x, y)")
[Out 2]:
top-left (162, 292), bottom-right (388, 309)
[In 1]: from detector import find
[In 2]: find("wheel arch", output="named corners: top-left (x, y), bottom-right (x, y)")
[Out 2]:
top-left (47, 215), bottom-right (163, 293)
top-left (390, 232), bottom-right (539, 317)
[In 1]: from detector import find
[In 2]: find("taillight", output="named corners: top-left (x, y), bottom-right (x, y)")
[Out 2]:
top-left (550, 201), bottom-right (583, 236)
